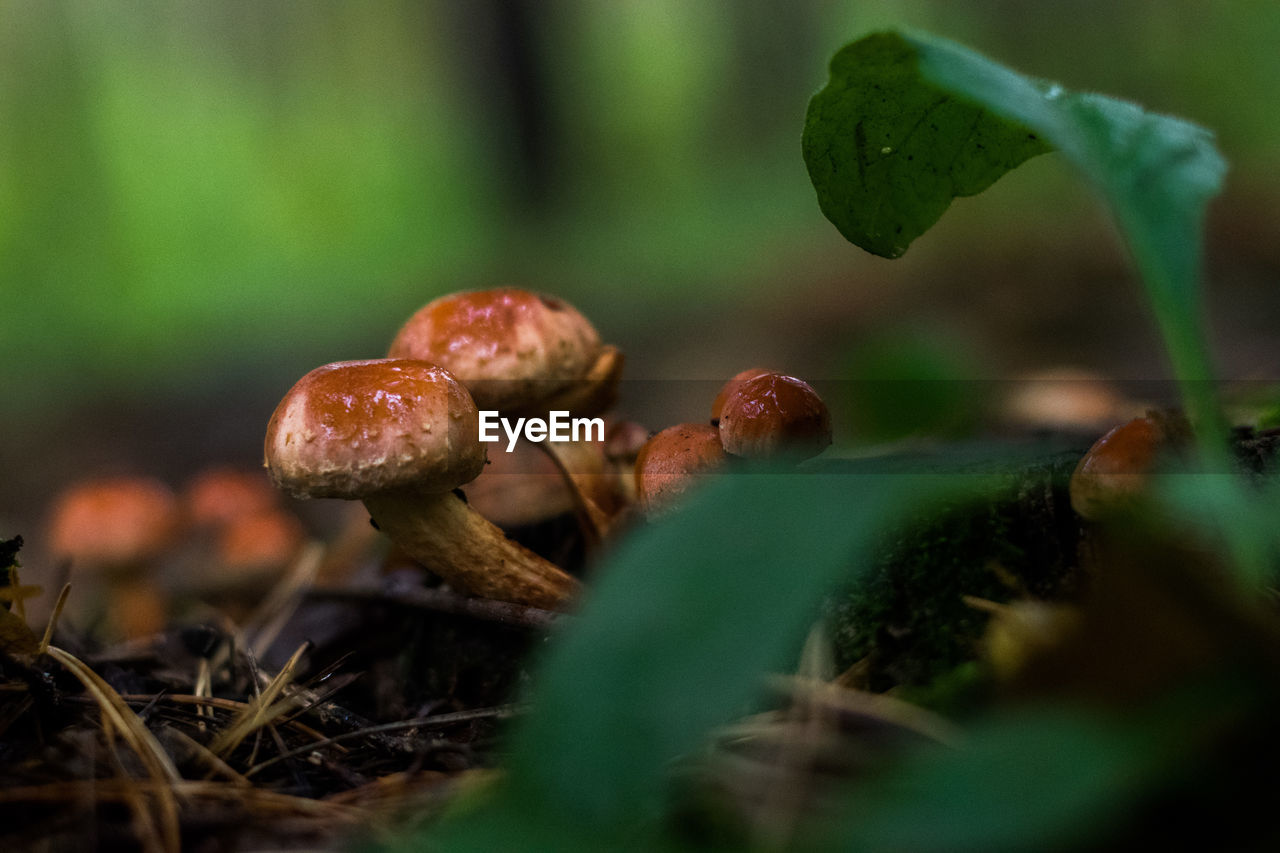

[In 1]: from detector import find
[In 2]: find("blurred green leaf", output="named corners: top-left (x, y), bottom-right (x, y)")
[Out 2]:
top-left (802, 32), bottom-right (1050, 259)
top-left (841, 329), bottom-right (984, 442)
top-left (419, 462), bottom-right (996, 848)
top-left (1156, 473), bottom-right (1280, 586)
top-left (815, 707), bottom-right (1175, 853)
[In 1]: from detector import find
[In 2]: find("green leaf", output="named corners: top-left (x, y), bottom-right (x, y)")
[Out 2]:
top-left (814, 706), bottom-right (1179, 853)
top-left (420, 462), bottom-right (997, 848)
top-left (1154, 473), bottom-right (1280, 586)
top-left (804, 29), bottom-right (1228, 453)
top-left (802, 32), bottom-right (1050, 259)
top-left (909, 32), bottom-right (1228, 439)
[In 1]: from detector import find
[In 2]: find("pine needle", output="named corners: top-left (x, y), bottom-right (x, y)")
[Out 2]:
top-left (0, 779), bottom-right (367, 820)
top-left (45, 644), bottom-right (182, 853)
top-left (208, 642), bottom-right (309, 759)
top-left (243, 541), bottom-right (323, 658)
top-left (36, 583), bottom-right (71, 655)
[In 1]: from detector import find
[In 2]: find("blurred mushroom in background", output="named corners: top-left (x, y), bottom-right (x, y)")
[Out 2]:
top-left (46, 476), bottom-right (183, 641)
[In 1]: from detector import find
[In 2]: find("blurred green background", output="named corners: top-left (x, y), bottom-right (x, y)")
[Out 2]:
top-left (4, 0), bottom-right (1280, 545)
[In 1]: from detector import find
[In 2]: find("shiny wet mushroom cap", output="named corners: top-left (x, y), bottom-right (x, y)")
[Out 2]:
top-left (717, 372), bottom-right (832, 460)
top-left (264, 359), bottom-right (486, 499)
top-left (1068, 416), bottom-right (1165, 521)
top-left (387, 288), bottom-right (621, 416)
top-left (263, 358), bottom-right (578, 610)
top-left (711, 367), bottom-right (772, 423)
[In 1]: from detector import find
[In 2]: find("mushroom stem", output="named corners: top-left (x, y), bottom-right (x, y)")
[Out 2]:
top-left (363, 492), bottom-right (580, 610)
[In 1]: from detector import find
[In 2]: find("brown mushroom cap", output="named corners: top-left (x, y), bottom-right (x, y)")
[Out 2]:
top-left (717, 372), bottom-right (832, 460)
top-left (388, 288), bottom-right (610, 414)
top-left (711, 367), bottom-right (772, 423)
top-left (634, 423), bottom-right (727, 514)
top-left (217, 509), bottom-right (307, 573)
top-left (184, 467), bottom-right (280, 528)
top-left (47, 476), bottom-right (181, 568)
top-left (1068, 416), bottom-right (1164, 521)
top-left (264, 359), bottom-right (486, 500)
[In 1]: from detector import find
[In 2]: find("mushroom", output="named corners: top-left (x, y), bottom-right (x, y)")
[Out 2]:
top-left (1002, 368), bottom-right (1137, 432)
top-left (388, 287), bottom-right (623, 540)
top-left (388, 287), bottom-right (622, 416)
top-left (1068, 415), bottom-right (1168, 522)
top-left (263, 358), bottom-right (579, 610)
top-left (181, 508), bottom-right (310, 623)
top-left (716, 371), bottom-right (832, 460)
top-left (214, 509), bottom-right (307, 585)
top-left (462, 438), bottom-right (581, 528)
top-left (46, 476), bottom-right (182, 640)
top-left (710, 367), bottom-right (772, 424)
top-left (183, 466), bottom-right (281, 529)
top-left (634, 423), bottom-right (727, 516)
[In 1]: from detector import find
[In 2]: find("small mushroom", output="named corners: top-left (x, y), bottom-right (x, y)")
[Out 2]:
top-left (185, 508), bottom-right (309, 623)
top-left (183, 466), bottom-right (281, 529)
top-left (710, 367), bottom-right (772, 424)
top-left (263, 358), bottom-right (579, 610)
top-left (716, 371), bottom-right (832, 460)
top-left (388, 287), bottom-right (622, 416)
top-left (634, 423), bottom-right (727, 516)
top-left (214, 509), bottom-right (307, 584)
top-left (1068, 415), bottom-right (1167, 521)
top-left (46, 476), bottom-right (182, 639)
top-left (462, 438), bottom-right (580, 528)
top-left (1002, 368), bottom-right (1136, 432)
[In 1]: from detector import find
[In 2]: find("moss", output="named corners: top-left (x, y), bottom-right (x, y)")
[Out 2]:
top-left (825, 450), bottom-right (1085, 691)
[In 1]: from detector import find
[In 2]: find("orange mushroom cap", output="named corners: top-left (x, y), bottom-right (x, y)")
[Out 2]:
top-left (387, 288), bottom-right (619, 416)
top-left (717, 372), bottom-right (832, 460)
top-left (1068, 416), bottom-right (1165, 521)
top-left (184, 467), bottom-right (280, 528)
top-left (217, 509), bottom-right (307, 573)
top-left (634, 423), bottom-right (727, 515)
top-left (47, 476), bottom-right (181, 569)
top-left (711, 367), bottom-right (772, 423)
top-left (264, 359), bottom-right (486, 500)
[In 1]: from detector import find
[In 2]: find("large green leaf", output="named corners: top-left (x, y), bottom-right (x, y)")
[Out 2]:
top-left (804, 29), bottom-right (1228, 449)
top-left (415, 463), bottom-right (996, 849)
top-left (814, 706), bottom-right (1184, 853)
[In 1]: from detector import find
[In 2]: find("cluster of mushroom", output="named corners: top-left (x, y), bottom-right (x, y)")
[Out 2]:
top-left (635, 368), bottom-right (833, 515)
top-left (263, 289), bottom-right (624, 611)
top-left (263, 288), bottom-right (836, 613)
top-left (45, 468), bottom-right (305, 639)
